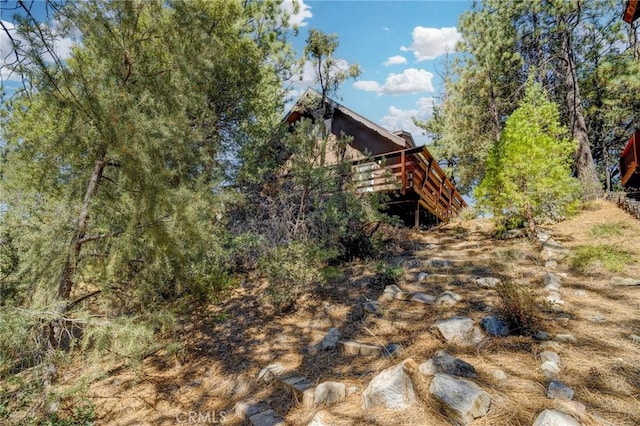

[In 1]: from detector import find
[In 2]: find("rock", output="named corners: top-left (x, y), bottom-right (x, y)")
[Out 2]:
top-left (490, 369), bottom-right (507, 381)
top-left (436, 291), bottom-right (462, 307)
top-left (532, 409), bottom-right (581, 426)
top-left (417, 272), bottom-right (429, 282)
top-left (629, 334), bottom-right (640, 344)
top-left (362, 359), bottom-right (417, 409)
top-left (536, 229), bottom-right (552, 243)
top-left (555, 334), bottom-right (577, 343)
top-left (588, 315), bottom-right (607, 324)
top-left (540, 361), bottom-right (561, 380)
top-left (429, 373), bottom-right (491, 425)
top-left (434, 317), bottom-right (485, 346)
top-left (504, 229), bottom-right (526, 239)
top-left (304, 382), bottom-right (346, 408)
top-left (307, 410), bottom-right (349, 426)
top-left (281, 376), bottom-right (314, 395)
top-left (473, 277), bottom-right (501, 288)
top-left (536, 331), bottom-right (551, 341)
top-left (541, 239), bottom-right (570, 261)
top-left (575, 290), bottom-right (586, 297)
top-left (545, 292), bottom-right (563, 304)
top-left (337, 340), bottom-right (383, 357)
top-left (611, 276), bottom-right (640, 286)
top-left (383, 285), bottom-right (401, 301)
top-left (250, 409), bottom-right (286, 426)
top-left (363, 301), bottom-right (381, 314)
top-left (481, 316), bottom-right (509, 337)
top-left (540, 351), bottom-right (560, 366)
top-left (404, 258), bottom-right (422, 269)
top-left (383, 343), bottom-right (403, 357)
top-left (544, 272), bottom-right (562, 289)
top-left (555, 400), bottom-right (586, 418)
top-left (321, 328), bottom-right (341, 351)
top-left (545, 260), bottom-right (559, 269)
top-left (555, 317), bottom-right (570, 325)
top-left (429, 258), bottom-right (453, 268)
top-left (347, 386), bottom-right (358, 395)
top-left (546, 381), bottom-right (574, 400)
top-left (257, 363), bottom-right (286, 383)
top-left (235, 402), bottom-right (270, 420)
top-left (419, 351), bottom-right (477, 378)
top-left (396, 291), bottom-right (415, 301)
top-left (411, 292), bottom-right (436, 304)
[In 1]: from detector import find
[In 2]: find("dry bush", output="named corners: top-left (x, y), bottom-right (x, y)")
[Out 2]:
top-left (495, 280), bottom-right (539, 336)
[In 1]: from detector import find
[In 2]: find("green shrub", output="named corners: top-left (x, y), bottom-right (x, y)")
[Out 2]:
top-left (495, 280), bottom-right (538, 336)
top-left (570, 244), bottom-right (635, 273)
top-left (260, 242), bottom-right (321, 311)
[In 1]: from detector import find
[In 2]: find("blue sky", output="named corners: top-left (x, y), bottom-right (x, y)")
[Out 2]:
top-left (1, 0), bottom-right (472, 145)
top-left (286, 0), bottom-right (472, 145)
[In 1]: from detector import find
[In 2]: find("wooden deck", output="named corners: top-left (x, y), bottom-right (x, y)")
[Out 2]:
top-left (352, 146), bottom-right (466, 223)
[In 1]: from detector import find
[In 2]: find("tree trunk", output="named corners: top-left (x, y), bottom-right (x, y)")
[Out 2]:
top-left (560, 17), bottom-right (600, 199)
top-left (57, 150), bottom-right (106, 300)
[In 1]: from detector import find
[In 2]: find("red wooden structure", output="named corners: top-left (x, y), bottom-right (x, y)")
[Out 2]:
top-left (620, 129), bottom-right (640, 189)
top-left (624, 0), bottom-right (640, 24)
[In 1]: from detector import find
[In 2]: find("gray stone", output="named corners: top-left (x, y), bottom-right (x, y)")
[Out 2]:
top-left (431, 350), bottom-right (477, 378)
top-left (383, 343), bottom-right (403, 357)
top-left (546, 381), bottom-right (574, 400)
top-left (611, 276), bottom-right (640, 286)
top-left (321, 328), bottom-right (341, 351)
top-left (490, 369), bottom-right (507, 381)
top-left (545, 260), bottom-right (559, 269)
top-left (629, 334), bottom-right (640, 344)
top-left (473, 277), bottom-right (501, 288)
top-left (555, 317), bottom-right (570, 326)
top-left (555, 334), bottom-right (577, 343)
top-left (540, 351), bottom-right (560, 366)
top-left (537, 229), bottom-right (552, 243)
top-left (430, 258), bottom-right (453, 268)
top-left (383, 285), bottom-right (401, 301)
top-left (436, 291), bottom-right (462, 307)
top-left (541, 361), bottom-right (561, 380)
top-left (575, 290), bottom-right (586, 297)
top-left (588, 315), bottom-right (607, 324)
top-left (304, 382), bottom-right (346, 407)
top-left (396, 291), bottom-right (415, 301)
top-left (532, 409), bottom-right (581, 426)
top-left (418, 359), bottom-right (437, 376)
top-left (249, 409), bottom-right (286, 426)
top-left (536, 331), bottom-right (551, 341)
top-left (411, 292), bottom-right (436, 304)
top-left (541, 238), bottom-right (570, 261)
top-left (481, 316), bottom-right (509, 337)
top-left (337, 340), bottom-right (383, 357)
top-left (417, 272), bottom-right (429, 282)
top-left (434, 317), bottom-right (485, 346)
top-left (362, 359), bottom-right (417, 410)
top-left (429, 373), bottom-right (491, 425)
top-left (545, 292), bottom-right (564, 304)
top-left (281, 376), bottom-right (314, 394)
top-left (544, 272), bottom-right (561, 289)
top-left (257, 363), bottom-right (286, 383)
top-left (235, 402), bottom-right (269, 420)
top-left (363, 301), bottom-right (381, 314)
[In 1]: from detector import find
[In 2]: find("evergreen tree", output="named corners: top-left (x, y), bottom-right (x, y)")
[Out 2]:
top-left (475, 80), bottom-right (579, 228)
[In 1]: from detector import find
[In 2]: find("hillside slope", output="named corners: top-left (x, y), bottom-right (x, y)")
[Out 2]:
top-left (5, 199), bottom-right (640, 425)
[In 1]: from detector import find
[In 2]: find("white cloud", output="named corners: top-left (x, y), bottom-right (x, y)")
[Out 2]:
top-left (281, 0), bottom-right (312, 27)
top-left (353, 80), bottom-right (380, 92)
top-left (401, 26), bottom-right (461, 61)
top-left (380, 96), bottom-right (438, 145)
top-left (1, 19), bottom-right (75, 82)
top-left (384, 55), bottom-right (407, 66)
top-left (353, 68), bottom-right (434, 95)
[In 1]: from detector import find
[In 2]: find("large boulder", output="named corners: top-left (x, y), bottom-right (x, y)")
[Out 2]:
top-left (434, 317), bottom-right (485, 346)
top-left (362, 359), bottom-right (417, 409)
top-left (429, 373), bottom-right (491, 425)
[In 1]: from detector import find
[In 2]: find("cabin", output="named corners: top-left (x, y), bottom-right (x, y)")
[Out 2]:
top-left (284, 89), bottom-right (466, 227)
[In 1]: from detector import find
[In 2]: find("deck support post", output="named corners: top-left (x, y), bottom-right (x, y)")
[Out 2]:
top-left (414, 201), bottom-right (420, 229)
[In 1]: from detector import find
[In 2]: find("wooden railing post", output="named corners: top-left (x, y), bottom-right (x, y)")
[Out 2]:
top-left (401, 150), bottom-right (406, 195)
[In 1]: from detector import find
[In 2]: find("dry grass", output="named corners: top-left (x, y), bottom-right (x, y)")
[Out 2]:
top-left (4, 199), bottom-right (640, 425)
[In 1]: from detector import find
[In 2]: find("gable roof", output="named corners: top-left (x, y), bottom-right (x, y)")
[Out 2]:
top-left (285, 88), bottom-right (412, 149)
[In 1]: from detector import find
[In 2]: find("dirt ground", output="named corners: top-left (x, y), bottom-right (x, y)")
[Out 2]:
top-left (6, 199), bottom-right (640, 425)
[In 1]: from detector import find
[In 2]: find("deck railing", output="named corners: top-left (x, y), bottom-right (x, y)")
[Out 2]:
top-left (352, 146), bottom-right (466, 222)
